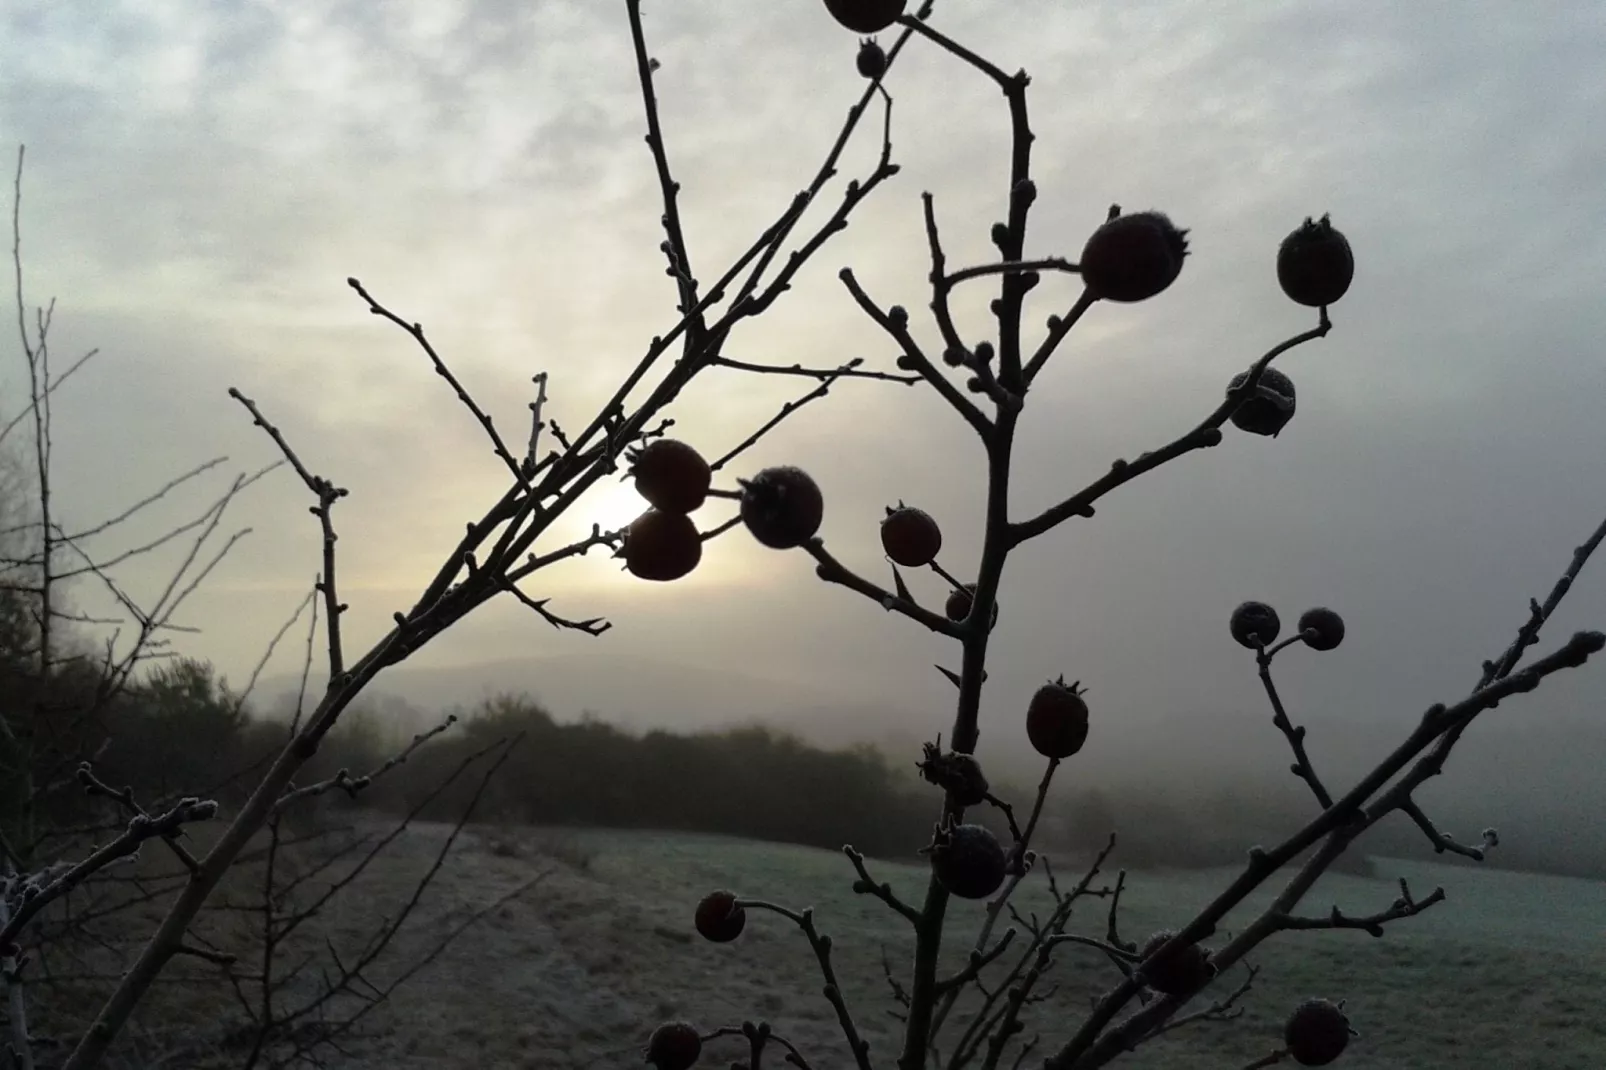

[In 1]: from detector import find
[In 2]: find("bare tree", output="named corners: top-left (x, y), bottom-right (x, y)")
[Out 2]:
top-left (642, 6), bottom-right (1606, 1070)
top-left (3, 1), bottom-right (942, 1066)
top-left (0, 138), bottom-right (282, 1070)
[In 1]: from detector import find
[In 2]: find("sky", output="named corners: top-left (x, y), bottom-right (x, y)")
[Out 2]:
top-left (3, 0), bottom-right (1605, 793)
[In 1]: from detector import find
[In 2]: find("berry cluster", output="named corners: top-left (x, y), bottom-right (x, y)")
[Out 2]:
top-left (621, 440), bottom-right (711, 582)
top-left (1230, 601), bottom-right (1347, 653)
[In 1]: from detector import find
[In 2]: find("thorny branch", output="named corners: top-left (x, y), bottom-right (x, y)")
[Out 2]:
top-left (805, 538), bottom-right (964, 638)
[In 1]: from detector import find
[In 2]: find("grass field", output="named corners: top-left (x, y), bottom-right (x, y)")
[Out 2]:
top-left (230, 820), bottom-right (1604, 1070)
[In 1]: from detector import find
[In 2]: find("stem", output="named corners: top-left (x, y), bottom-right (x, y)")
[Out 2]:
top-left (900, 399), bottom-right (1020, 1069)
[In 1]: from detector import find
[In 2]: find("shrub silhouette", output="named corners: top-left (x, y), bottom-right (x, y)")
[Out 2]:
top-left (643, 7), bottom-right (1604, 1070)
top-left (3, 3), bottom-right (1602, 1068)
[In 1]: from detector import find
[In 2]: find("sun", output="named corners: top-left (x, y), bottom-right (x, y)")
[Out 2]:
top-left (573, 475), bottom-right (650, 538)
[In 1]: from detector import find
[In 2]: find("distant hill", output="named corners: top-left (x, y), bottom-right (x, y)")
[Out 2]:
top-left (259, 650), bottom-right (930, 745)
top-left (259, 651), bottom-right (1606, 879)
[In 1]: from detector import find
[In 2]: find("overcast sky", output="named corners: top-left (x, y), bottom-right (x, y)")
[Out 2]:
top-left (3, 0), bottom-right (1604, 776)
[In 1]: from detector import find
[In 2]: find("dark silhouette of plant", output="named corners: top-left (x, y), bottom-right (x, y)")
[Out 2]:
top-left (652, 6), bottom-right (1606, 1070)
top-left (3, 1), bottom-right (943, 1064)
top-left (4, 2), bottom-right (1599, 1067)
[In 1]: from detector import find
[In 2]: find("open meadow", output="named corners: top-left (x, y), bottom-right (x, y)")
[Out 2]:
top-left (119, 818), bottom-right (1604, 1070)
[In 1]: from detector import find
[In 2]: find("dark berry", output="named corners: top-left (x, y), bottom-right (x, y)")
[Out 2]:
top-left (739, 466), bottom-right (824, 550)
top-left (823, 0), bottom-right (906, 34)
top-left (1278, 215), bottom-right (1354, 307)
top-left (917, 742), bottom-right (989, 807)
top-left (1227, 366), bottom-right (1297, 437)
top-left (1080, 210), bottom-right (1189, 303)
top-left (924, 820), bottom-right (1007, 900)
top-left (693, 890), bottom-right (746, 943)
top-left (1026, 676), bottom-right (1089, 759)
top-left (1284, 998), bottom-right (1354, 1066)
top-left (1137, 930), bottom-right (1215, 996)
top-left (1297, 607), bottom-right (1346, 652)
top-left (644, 1021), bottom-right (702, 1070)
top-left (945, 584), bottom-right (1000, 629)
top-left (623, 510), bottom-right (702, 582)
top-left (856, 38), bottom-right (887, 79)
top-left (881, 505), bottom-right (942, 567)
top-left (629, 440), bottom-right (711, 515)
top-left (1230, 601), bottom-right (1281, 648)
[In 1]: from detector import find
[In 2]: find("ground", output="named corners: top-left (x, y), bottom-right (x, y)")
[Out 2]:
top-left (154, 818), bottom-right (1606, 1070)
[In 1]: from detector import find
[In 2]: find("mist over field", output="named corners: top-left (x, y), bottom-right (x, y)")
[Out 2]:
top-left (262, 643), bottom-right (1606, 882)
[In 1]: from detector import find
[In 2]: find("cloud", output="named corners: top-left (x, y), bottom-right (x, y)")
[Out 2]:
top-left (3, 0), bottom-right (1604, 780)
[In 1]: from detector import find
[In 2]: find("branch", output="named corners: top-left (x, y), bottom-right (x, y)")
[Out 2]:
top-left (708, 362), bottom-right (868, 474)
top-left (273, 715), bottom-right (461, 813)
top-left (627, 0), bottom-right (702, 347)
top-left (1139, 964), bottom-right (1258, 1042)
top-left (1011, 313), bottom-right (1332, 545)
top-left (35, 457), bottom-right (229, 544)
top-left (900, 16), bottom-right (1037, 391)
top-left (804, 537), bottom-right (963, 637)
top-left (1048, 629), bottom-right (1606, 1069)
top-left (0, 798), bottom-right (219, 947)
top-left (344, 278), bottom-right (534, 493)
top-left (74, 764), bottom-right (199, 873)
top-left (0, 343), bottom-right (97, 454)
top-left (921, 193), bottom-right (1016, 413)
top-left (1392, 508), bottom-right (1606, 857)
top-left (524, 371), bottom-right (549, 475)
top-left (942, 839), bottom-right (1119, 1070)
top-left (506, 522), bottom-right (625, 585)
top-left (496, 575), bottom-right (612, 636)
top-left (929, 757), bottom-right (1061, 1040)
top-left (710, 355), bottom-right (921, 385)
top-left (733, 4), bottom-right (929, 309)
top-left (1478, 510), bottom-right (1606, 689)
top-left (1, 870), bottom-right (35, 1070)
top-left (228, 388), bottom-right (349, 678)
top-left (945, 258), bottom-right (1077, 288)
top-left (843, 845), bottom-right (922, 925)
top-left (257, 739), bottom-right (525, 1065)
top-left (934, 928), bottom-right (1017, 995)
top-left (839, 267), bottom-right (992, 438)
top-left (56, 8), bottom-right (912, 1061)
top-left (737, 900), bottom-right (873, 1070)
top-left (1396, 799), bottom-right (1497, 861)
top-left (734, 53), bottom-right (904, 320)
top-left (1023, 288), bottom-right (1097, 386)
top-left (1272, 878), bottom-right (1445, 938)
top-left (700, 1022), bottom-right (818, 1070)
top-left (1254, 646), bottom-right (1333, 809)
